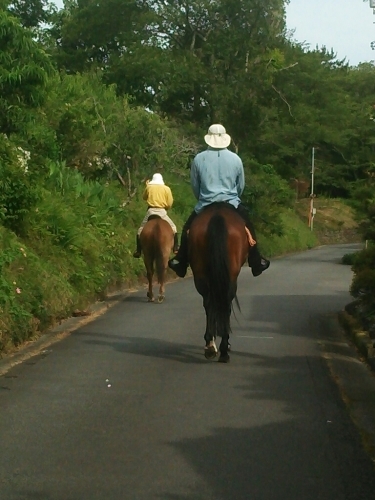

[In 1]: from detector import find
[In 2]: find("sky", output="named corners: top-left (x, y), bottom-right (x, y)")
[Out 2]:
top-left (52, 0), bottom-right (375, 66)
top-left (286, 0), bottom-right (375, 65)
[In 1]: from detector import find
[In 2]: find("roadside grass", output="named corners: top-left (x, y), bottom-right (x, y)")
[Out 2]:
top-left (294, 198), bottom-right (360, 244)
top-left (259, 209), bottom-right (318, 257)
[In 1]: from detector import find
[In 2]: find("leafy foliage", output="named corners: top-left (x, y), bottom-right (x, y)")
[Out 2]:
top-left (0, 10), bottom-right (54, 134)
top-left (242, 160), bottom-right (294, 237)
top-left (350, 246), bottom-right (375, 328)
top-left (7, 0), bottom-right (56, 28)
top-left (0, 134), bottom-right (42, 232)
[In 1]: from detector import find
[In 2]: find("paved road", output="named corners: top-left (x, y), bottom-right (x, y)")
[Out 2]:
top-left (1, 244), bottom-right (375, 500)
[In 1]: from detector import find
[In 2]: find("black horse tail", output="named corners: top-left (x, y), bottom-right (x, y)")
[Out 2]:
top-left (206, 214), bottom-right (232, 338)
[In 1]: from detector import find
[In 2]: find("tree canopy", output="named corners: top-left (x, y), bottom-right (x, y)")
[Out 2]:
top-left (0, 0), bottom-right (373, 202)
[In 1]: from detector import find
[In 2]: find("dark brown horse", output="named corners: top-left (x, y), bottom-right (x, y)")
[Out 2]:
top-left (140, 216), bottom-right (174, 303)
top-left (189, 203), bottom-right (249, 362)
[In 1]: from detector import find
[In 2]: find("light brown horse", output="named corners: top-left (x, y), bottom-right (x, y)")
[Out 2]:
top-left (139, 216), bottom-right (174, 303)
top-left (188, 203), bottom-right (249, 362)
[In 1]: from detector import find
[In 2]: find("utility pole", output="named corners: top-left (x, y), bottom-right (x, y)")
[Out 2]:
top-left (370, 0), bottom-right (375, 49)
top-left (308, 147), bottom-right (316, 231)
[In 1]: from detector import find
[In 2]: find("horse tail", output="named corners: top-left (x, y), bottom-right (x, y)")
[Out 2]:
top-left (206, 214), bottom-right (232, 337)
top-left (153, 224), bottom-right (165, 285)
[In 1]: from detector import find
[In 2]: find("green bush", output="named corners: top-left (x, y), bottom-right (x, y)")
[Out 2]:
top-left (0, 135), bottom-right (42, 233)
top-left (350, 246), bottom-right (375, 325)
top-left (0, 169), bottom-right (147, 352)
top-left (242, 161), bottom-right (295, 237)
top-left (342, 252), bottom-right (360, 266)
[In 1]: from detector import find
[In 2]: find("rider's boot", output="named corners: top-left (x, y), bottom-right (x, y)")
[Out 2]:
top-left (168, 211), bottom-right (196, 278)
top-left (169, 229), bottom-right (188, 277)
top-left (248, 246), bottom-right (270, 277)
top-left (236, 204), bottom-right (270, 277)
top-left (133, 235), bottom-right (142, 258)
top-left (173, 233), bottom-right (179, 254)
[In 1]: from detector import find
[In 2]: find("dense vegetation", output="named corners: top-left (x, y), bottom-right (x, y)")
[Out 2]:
top-left (0, 0), bottom-right (374, 353)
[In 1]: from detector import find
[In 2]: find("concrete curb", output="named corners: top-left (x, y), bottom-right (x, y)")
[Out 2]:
top-left (339, 310), bottom-right (375, 365)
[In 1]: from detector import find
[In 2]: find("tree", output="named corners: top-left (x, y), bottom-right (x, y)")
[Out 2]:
top-left (147, 0), bottom-right (287, 128)
top-left (0, 10), bottom-right (54, 135)
top-left (253, 43), bottom-right (375, 196)
top-left (6, 0), bottom-right (56, 28)
top-left (51, 0), bottom-right (152, 70)
top-left (0, 10), bottom-right (55, 231)
top-left (50, 0), bottom-right (287, 124)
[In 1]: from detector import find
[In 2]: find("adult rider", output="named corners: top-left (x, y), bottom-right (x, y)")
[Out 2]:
top-left (168, 123), bottom-right (270, 278)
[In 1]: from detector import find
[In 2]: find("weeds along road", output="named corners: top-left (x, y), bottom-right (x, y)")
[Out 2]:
top-left (1, 243), bottom-right (375, 500)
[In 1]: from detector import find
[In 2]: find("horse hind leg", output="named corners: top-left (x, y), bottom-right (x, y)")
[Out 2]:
top-left (218, 306), bottom-right (232, 363)
top-left (218, 336), bottom-right (230, 363)
top-left (203, 297), bottom-right (217, 359)
top-left (204, 335), bottom-right (218, 359)
top-left (145, 261), bottom-right (155, 302)
top-left (147, 286), bottom-right (154, 302)
top-left (157, 275), bottom-right (166, 303)
top-left (156, 256), bottom-right (168, 303)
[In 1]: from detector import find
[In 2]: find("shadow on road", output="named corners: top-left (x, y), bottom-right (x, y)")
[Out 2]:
top-left (159, 418), bottom-right (375, 500)
top-left (83, 334), bottom-right (213, 364)
top-left (241, 293), bottom-right (351, 338)
top-left (155, 352), bottom-right (375, 500)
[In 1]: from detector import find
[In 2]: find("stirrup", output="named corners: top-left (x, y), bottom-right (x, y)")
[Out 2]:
top-left (168, 258), bottom-right (187, 278)
top-left (251, 258), bottom-right (270, 277)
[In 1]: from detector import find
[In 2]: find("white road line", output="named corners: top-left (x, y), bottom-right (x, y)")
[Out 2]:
top-left (237, 336), bottom-right (274, 339)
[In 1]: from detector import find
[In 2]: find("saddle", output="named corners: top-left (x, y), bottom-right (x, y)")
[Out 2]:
top-left (187, 221), bottom-right (256, 246)
top-left (199, 202), bottom-right (256, 247)
top-left (147, 214), bottom-right (162, 222)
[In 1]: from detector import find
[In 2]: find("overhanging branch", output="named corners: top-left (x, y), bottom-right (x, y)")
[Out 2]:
top-left (272, 85), bottom-right (293, 117)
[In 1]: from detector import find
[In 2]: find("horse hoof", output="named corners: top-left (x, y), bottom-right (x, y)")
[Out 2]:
top-left (204, 346), bottom-right (217, 359)
top-left (218, 354), bottom-right (230, 363)
top-left (157, 295), bottom-right (165, 303)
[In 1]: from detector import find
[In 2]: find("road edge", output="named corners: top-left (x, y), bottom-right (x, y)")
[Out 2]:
top-left (318, 311), bottom-right (375, 463)
top-left (0, 289), bottom-right (132, 377)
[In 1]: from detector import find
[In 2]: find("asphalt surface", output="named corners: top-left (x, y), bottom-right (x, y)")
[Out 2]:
top-left (1, 243), bottom-right (375, 500)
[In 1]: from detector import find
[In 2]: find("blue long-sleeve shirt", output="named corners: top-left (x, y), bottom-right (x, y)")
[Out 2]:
top-left (190, 147), bottom-right (245, 213)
